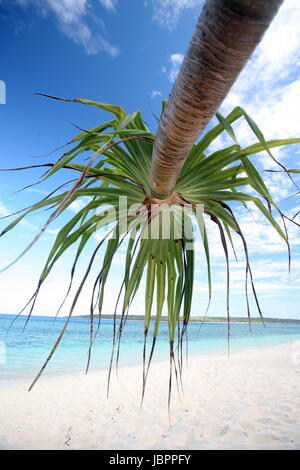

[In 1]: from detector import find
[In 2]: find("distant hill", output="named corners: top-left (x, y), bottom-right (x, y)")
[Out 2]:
top-left (75, 314), bottom-right (300, 324)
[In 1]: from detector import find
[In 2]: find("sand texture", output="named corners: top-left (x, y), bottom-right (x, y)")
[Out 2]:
top-left (0, 343), bottom-right (299, 450)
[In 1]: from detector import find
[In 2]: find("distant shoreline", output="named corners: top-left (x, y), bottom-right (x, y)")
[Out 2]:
top-left (74, 314), bottom-right (300, 324)
top-left (1, 313), bottom-right (300, 324)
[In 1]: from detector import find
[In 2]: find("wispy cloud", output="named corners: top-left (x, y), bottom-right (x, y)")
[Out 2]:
top-left (150, 90), bottom-right (163, 99)
top-left (12, 0), bottom-right (119, 56)
top-left (150, 0), bottom-right (203, 29)
top-left (98, 0), bottom-right (117, 11)
top-left (221, 0), bottom-right (300, 141)
top-left (0, 202), bottom-right (9, 217)
top-left (0, 200), bottom-right (39, 232)
top-left (190, 5), bottom-right (300, 303)
top-left (68, 198), bottom-right (88, 213)
top-left (162, 53), bottom-right (184, 82)
top-left (46, 228), bottom-right (60, 235)
top-left (213, 0), bottom-right (300, 207)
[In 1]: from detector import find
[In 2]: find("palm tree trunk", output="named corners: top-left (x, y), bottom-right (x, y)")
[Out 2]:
top-left (150, 0), bottom-right (283, 200)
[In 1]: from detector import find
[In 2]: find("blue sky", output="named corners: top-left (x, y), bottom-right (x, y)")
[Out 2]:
top-left (0, 0), bottom-right (300, 319)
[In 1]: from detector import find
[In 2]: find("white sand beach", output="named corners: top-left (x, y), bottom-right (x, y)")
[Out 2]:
top-left (0, 343), bottom-right (299, 450)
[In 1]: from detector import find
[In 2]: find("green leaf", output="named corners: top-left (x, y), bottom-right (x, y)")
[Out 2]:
top-left (76, 99), bottom-right (125, 120)
top-left (215, 111), bottom-right (238, 143)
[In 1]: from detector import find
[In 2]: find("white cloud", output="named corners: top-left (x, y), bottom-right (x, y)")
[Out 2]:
top-left (221, 0), bottom-right (300, 141)
top-left (14, 0), bottom-right (119, 56)
top-left (205, 0), bottom-right (300, 211)
top-left (69, 198), bottom-right (88, 213)
top-left (192, 201), bottom-right (300, 282)
top-left (97, 37), bottom-right (119, 57)
top-left (0, 202), bottom-right (9, 217)
top-left (46, 0), bottom-right (87, 24)
top-left (19, 219), bottom-right (38, 231)
top-left (0, 201), bottom-right (39, 232)
top-left (193, 224), bottom-right (300, 297)
top-left (158, 0), bottom-right (300, 154)
top-left (150, 90), bottom-right (163, 99)
top-left (151, 0), bottom-right (203, 29)
top-left (162, 53), bottom-right (184, 82)
top-left (98, 0), bottom-right (117, 11)
top-left (46, 228), bottom-right (60, 235)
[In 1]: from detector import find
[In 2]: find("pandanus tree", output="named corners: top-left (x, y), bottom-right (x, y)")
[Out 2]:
top-left (1, 0), bottom-right (299, 401)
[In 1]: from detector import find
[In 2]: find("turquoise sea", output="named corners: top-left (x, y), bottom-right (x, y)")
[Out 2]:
top-left (1, 314), bottom-right (300, 383)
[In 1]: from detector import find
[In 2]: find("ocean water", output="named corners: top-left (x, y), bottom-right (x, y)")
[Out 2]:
top-left (1, 313), bottom-right (300, 383)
